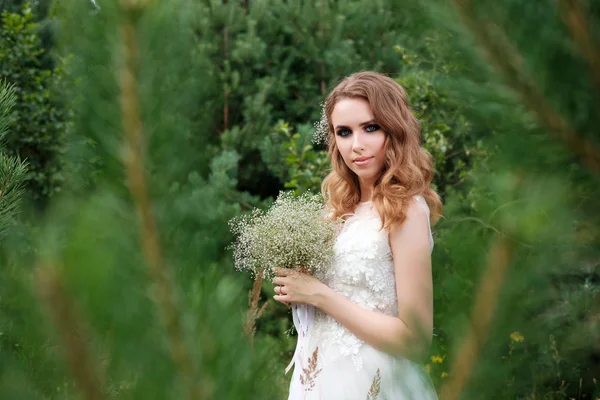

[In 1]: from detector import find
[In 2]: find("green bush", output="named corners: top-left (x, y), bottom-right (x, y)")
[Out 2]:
top-left (0, 4), bottom-right (69, 206)
top-left (191, 0), bottom-right (446, 198)
top-left (261, 38), bottom-right (485, 200)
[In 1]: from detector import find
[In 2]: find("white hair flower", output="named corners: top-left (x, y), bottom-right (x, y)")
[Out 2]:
top-left (312, 102), bottom-right (330, 146)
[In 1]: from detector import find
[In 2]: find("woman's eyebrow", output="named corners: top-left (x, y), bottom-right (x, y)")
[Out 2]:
top-left (360, 119), bottom-right (377, 126)
top-left (334, 120), bottom-right (377, 129)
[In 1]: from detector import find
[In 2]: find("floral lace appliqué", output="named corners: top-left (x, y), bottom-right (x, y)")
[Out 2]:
top-left (311, 199), bottom-right (433, 373)
top-left (315, 207), bottom-right (398, 371)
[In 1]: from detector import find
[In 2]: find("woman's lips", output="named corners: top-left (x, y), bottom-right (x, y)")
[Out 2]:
top-left (353, 156), bottom-right (373, 166)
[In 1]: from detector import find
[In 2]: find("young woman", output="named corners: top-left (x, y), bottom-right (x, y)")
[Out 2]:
top-left (273, 71), bottom-right (442, 399)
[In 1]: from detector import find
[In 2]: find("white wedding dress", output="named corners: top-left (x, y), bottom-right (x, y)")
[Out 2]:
top-left (287, 196), bottom-right (438, 400)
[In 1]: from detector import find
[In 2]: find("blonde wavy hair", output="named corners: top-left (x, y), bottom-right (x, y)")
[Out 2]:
top-left (321, 71), bottom-right (443, 230)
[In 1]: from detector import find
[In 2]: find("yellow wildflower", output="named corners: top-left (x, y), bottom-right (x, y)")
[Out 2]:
top-left (425, 364), bottom-right (431, 373)
top-left (510, 331), bottom-right (524, 343)
top-left (430, 354), bottom-right (444, 364)
top-left (441, 372), bottom-right (449, 379)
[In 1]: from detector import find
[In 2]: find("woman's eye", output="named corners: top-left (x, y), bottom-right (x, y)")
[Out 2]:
top-left (365, 124), bottom-right (380, 133)
top-left (336, 128), bottom-right (351, 137)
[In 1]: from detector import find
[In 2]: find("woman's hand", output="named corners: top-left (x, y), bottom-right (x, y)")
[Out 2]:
top-left (272, 267), bottom-right (329, 307)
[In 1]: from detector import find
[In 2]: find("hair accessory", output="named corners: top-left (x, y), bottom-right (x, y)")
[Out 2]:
top-left (312, 101), bottom-right (329, 146)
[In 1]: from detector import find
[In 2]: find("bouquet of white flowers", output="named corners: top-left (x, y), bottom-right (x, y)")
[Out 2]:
top-left (228, 191), bottom-right (336, 280)
top-left (229, 191), bottom-right (337, 374)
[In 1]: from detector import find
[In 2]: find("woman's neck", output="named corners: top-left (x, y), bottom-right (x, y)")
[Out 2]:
top-left (358, 180), bottom-right (375, 203)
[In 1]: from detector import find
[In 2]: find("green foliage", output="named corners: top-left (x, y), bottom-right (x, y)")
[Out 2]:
top-left (192, 0), bottom-right (438, 198)
top-left (2, 0), bottom-right (599, 399)
top-left (414, 0), bottom-right (600, 397)
top-left (0, 0), bottom-right (53, 16)
top-left (0, 4), bottom-right (69, 205)
top-left (0, 81), bottom-right (35, 400)
top-left (0, 80), bottom-right (15, 135)
top-left (265, 37), bottom-right (486, 201)
top-left (0, 150), bottom-right (28, 238)
top-left (160, 149), bottom-right (268, 285)
top-left (394, 41), bottom-right (487, 199)
top-left (0, 81), bottom-right (28, 238)
top-left (261, 121), bottom-right (329, 196)
top-left (0, 0), bottom-right (282, 398)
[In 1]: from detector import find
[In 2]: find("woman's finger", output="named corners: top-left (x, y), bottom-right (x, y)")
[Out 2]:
top-left (273, 267), bottom-right (293, 277)
top-left (272, 277), bottom-right (287, 285)
top-left (274, 286), bottom-right (287, 295)
top-left (273, 294), bottom-right (291, 303)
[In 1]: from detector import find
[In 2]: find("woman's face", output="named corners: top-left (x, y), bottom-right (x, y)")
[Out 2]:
top-left (331, 97), bottom-right (387, 186)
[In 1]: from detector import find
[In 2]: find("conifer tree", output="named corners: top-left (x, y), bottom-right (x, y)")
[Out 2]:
top-left (0, 0), bottom-right (281, 398)
top-left (191, 0), bottom-right (444, 198)
top-left (409, 0), bottom-right (600, 398)
top-left (3, 0), bottom-right (599, 399)
top-left (0, 81), bottom-right (27, 237)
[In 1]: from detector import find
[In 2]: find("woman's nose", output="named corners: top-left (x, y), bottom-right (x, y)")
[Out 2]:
top-left (352, 135), bottom-right (364, 152)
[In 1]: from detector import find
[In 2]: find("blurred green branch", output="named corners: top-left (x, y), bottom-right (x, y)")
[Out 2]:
top-left (35, 263), bottom-right (105, 400)
top-left (557, 0), bottom-right (600, 105)
top-left (117, 3), bottom-right (202, 399)
top-left (440, 236), bottom-right (514, 400)
top-left (449, 0), bottom-right (600, 175)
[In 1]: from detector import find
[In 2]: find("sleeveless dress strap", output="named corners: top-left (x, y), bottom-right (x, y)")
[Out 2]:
top-left (413, 195), bottom-right (434, 252)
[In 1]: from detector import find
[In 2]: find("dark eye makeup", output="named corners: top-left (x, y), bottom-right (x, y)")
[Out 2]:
top-left (365, 124), bottom-right (380, 132)
top-left (336, 124), bottom-right (380, 137)
top-left (336, 128), bottom-right (352, 137)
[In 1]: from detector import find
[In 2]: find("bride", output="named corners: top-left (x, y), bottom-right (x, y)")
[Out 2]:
top-left (272, 71), bottom-right (442, 399)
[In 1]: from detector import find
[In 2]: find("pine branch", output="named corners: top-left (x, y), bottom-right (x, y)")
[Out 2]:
top-left (117, 2), bottom-right (202, 399)
top-left (35, 263), bottom-right (105, 400)
top-left (0, 81), bottom-right (28, 237)
top-left (446, 216), bottom-right (532, 248)
top-left (0, 80), bottom-right (16, 139)
top-left (440, 236), bottom-right (514, 400)
top-left (0, 154), bottom-right (27, 237)
top-left (557, 0), bottom-right (600, 104)
top-left (449, 0), bottom-right (600, 175)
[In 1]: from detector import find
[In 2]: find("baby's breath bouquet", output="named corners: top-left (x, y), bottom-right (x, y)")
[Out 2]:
top-left (228, 191), bottom-right (336, 280)
top-left (229, 191), bottom-right (337, 375)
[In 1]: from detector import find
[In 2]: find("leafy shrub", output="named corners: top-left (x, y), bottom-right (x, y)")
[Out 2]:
top-left (0, 4), bottom-right (69, 206)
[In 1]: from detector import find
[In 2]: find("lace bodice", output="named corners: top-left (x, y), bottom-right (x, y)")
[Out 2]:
top-left (311, 196), bottom-right (433, 371)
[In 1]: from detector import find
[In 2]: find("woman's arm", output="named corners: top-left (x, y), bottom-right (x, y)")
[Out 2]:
top-left (273, 199), bottom-right (434, 363)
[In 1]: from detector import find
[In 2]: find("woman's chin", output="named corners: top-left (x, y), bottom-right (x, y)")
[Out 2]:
top-left (353, 170), bottom-right (379, 183)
